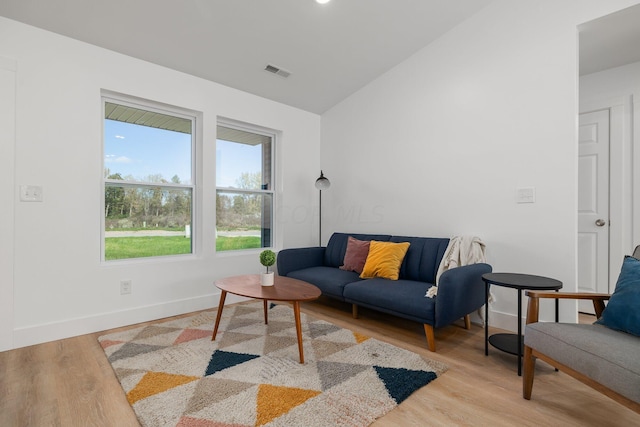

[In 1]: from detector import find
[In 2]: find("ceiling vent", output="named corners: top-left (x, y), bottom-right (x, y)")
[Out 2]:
top-left (264, 64), bottom-right (291, 78)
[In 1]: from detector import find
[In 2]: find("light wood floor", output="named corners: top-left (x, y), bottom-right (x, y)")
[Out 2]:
top-left (1, 298), bottom-right (638, 426)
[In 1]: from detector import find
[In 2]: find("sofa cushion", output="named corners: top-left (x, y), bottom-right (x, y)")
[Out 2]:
top-left (360, 241), bottom-right (410, 280)
top-left (390, 236), bottom-right (449, 283)
top-left (343, 278), bottom-right (435, 324)
top-left (340, 236), bottom-right (371, 274)
top-left (286, 266), bottom-right (361, 300)
top-left (595, 255), bottom-right (640, 337)
top-left (525, 322), bottom-right (640, 403)
top-left (324, 233), bottom-right (391, 268)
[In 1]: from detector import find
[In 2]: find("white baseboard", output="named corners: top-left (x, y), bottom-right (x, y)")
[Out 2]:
top-left (466, 307), bottom-right (519, 332)
top-left (12, 292), bottom-right (247, 350)
top-left (487, 309), bottom-right (519, 333)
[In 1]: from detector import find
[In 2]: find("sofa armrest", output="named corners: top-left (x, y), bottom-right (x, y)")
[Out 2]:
top-left (525, 291), bottom-right (611, 323)
top-left (435, 263), bottom-right (493, 327)
top-left (276, 247), bottom-right (326, 277)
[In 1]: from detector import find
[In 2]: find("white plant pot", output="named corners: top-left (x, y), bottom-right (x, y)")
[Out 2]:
top-left (261, 272), bottom-right (274, 286)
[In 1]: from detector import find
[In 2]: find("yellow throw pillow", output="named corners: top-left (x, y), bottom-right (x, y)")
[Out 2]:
top-left (360, 241), bottom-right (410, 280)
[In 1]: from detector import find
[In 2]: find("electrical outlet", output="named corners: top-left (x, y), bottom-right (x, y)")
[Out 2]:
top-left (120, 280), bottom-right (132, 295)
top-left (20, 185), bottom-right (43, 202)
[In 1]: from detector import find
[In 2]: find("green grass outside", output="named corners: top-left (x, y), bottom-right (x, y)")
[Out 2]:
top-left (216, 236), bottom-right (262, 251)
top-left (105, 236), bottom-right (262, 260)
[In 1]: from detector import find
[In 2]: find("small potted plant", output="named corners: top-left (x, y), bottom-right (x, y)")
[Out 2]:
top-left (259, 249), bottom-right (276, 286)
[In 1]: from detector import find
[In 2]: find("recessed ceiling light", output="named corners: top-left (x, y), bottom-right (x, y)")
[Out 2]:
top-left (315, 0), bottom-right (331, 4)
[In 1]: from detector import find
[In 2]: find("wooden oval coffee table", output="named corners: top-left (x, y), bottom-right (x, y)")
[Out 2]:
top-left (211, 274), bottom-right (321, 364)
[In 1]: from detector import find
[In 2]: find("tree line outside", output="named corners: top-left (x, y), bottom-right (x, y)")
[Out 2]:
top-left (105, 170), bottom-right (264, 230)
top-left (215, 171), bottom-right (264, 231)
top-left (104, 171), bottom-right (192, 230)
top-left (104, 170), bottom-right (265, 258)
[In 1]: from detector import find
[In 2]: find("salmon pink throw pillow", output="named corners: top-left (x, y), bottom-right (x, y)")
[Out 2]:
top-left (340, 237), bottom-right (371, 274)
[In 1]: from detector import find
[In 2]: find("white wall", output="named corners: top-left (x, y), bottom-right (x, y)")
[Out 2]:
top-left (0, 17), bottom-right (321, 350)
top-left (321, 0), bottom-right (640, 330)
top-left (0, 56), bottom-right (16, 352)
top-left (580, 62), bottom-right (640, 251)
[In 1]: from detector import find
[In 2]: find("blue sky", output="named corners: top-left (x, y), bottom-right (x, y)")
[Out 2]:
top-left (104, 119), bottom-right (192, 184)
top-left (216, 140), bottom-right (262, 188)
top-left (104, 119), bottom-right (262, 187)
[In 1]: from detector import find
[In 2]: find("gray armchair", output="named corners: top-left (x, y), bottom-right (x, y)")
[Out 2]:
top-left (522, 245), bottom-right (640, 414)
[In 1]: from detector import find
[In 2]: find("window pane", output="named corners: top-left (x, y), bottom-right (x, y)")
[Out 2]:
top-left (216, 126), bottom-right (271, 190)
top-left (105, 185), bottom-right (192, 260)
top-left (103, 98), bottom-right (196, 262)
top-left (215, 123), bottom-right (274, 253)
top-left (216, 191), bottom-right (272, 251)
top-left (104, 103), bottom-right (192, 185)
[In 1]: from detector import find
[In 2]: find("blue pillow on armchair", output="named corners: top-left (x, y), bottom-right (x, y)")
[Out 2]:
top-left (595, 255), bottom-right (640, 336)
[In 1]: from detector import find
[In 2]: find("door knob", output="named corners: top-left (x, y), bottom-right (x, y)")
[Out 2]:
top-left (595, 219), bottom-right (606, 227)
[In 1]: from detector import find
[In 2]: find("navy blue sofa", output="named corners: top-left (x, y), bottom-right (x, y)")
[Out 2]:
top-left (277, 232), bottom-right (492, 351)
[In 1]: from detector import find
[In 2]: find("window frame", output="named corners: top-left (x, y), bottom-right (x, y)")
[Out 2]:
top-left (101, 93), bottom-right (197, 263)
top-left (215, 118), bottom-right (276, 253)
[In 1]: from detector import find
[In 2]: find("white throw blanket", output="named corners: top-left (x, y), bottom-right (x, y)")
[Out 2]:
top-left (425, 235), bottom-right (487, 298)
top-left (425, 235), bottom-right (493, 325)
top-left (436, 235), bottom-right (486, 284)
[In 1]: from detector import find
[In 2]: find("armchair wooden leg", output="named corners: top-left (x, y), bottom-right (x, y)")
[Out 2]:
top-left (523, 345), bottom-right (536, 400)
top-left (352, 304), bottom-right (358, 319)
top-left (423, 324), bottom-right (436, 352)
top-left (463, 314), bottom-right (471, 330)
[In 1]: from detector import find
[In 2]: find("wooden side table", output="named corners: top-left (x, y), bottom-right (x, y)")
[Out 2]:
top-left (482, 273), bottom-right (562, 376)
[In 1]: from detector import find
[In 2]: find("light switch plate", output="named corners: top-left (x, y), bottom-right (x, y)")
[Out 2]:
top-left (20, 185), bottom-right (43, 202)
top-left (516, 187), bottom-right (535, 203)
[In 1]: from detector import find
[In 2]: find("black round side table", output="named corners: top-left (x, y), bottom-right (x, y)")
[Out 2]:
top-left (482, 272), bottom-right (562, 376)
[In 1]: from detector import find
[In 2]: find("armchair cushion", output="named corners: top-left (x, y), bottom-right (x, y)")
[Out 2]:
top-left (525, 322), bottom-right (640, 404)
top-left (595, 256), bottom-right (640, 337)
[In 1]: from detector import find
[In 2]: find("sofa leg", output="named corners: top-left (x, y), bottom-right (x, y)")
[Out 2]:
top-left (464, 314), bottom-right (471, 330)
top-left (423, 324), bottom-right (436, 352)
top-left (352, 304), bottom-right (358, 319)
top-left (523, 345), bottom-right (536, 399)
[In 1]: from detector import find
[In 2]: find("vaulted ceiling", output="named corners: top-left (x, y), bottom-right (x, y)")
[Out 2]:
top-left (0, 0), bottom-right (493, 113)
top-left (1, 1), bottom-right (639, 113)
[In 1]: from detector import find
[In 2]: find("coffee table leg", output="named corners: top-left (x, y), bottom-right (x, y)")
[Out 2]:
top-left (211, 290), bottom-right (227, 341)
top-left (293, 301), bottom-right (305, 364)
top-left (263, 299), bottom-right (268, 324)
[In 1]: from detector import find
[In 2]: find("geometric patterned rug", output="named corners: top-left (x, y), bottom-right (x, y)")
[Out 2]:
top-left (98, 301), bottom-right (447, 427)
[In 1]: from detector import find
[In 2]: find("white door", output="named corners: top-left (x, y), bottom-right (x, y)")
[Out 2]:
top-left (577, 109), bottom-right (610, 313)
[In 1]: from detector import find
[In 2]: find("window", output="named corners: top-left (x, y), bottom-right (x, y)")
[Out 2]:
top-left (102, 96), bottom-right (195, 261)
top-left (216, 122), bottom-right (274, 252)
